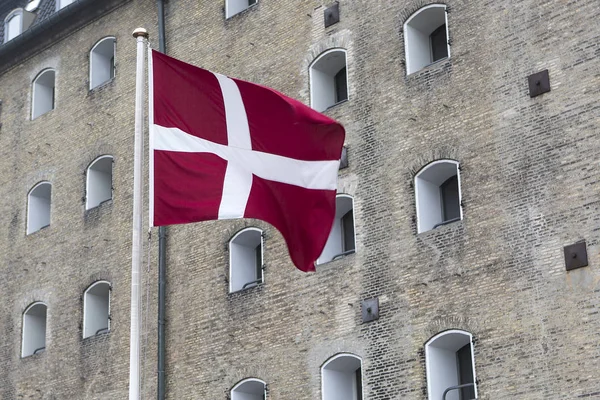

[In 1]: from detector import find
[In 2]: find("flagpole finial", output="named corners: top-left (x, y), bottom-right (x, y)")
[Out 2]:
top-left (132, 27), bottom-right (149, 39)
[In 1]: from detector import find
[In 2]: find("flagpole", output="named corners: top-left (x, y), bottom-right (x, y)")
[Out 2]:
top-left (130, 27), bottom-right (148, 400)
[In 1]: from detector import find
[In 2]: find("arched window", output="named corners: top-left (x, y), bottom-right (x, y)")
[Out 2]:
top-left (83, 281), bottom-right (111, 338)
top-left (57, 0), bottom-right (74, 10)
top-left (230, 378), bottom-right (266, 400)
top-left (22, 302), bottom-right (47, 357)
top-left (415, 160), bottom-right (462, 233)
top-left (3, 8), bottom-right (34, 43)
top-left (425, 330), bottom-right (477, 400)
top-left (27, 182), bottom-right (51, 234)
top-left (229, 228), bottom-right (263, 292)
top-left (318, 195), bottom-right (355, 264)
top-left (404, 4), bottom-right (449, 75)
top-left (86, 155), bottom-right (113, 209)
top-left (309, 49), bottom-right (348, 112)
top-left (32, 69), bottom-right (55, 119)
top-left (226, 0), bottom-right (258, 18)
top-left (322, 353), bottom-right (363, 400)
top-left (90, 37), bottom-right (116, 89)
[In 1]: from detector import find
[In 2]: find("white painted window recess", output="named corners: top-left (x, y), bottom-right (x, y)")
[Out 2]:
top-left (318, 195), bottom-right (355, 264)
top-left (230, 378), bottom-right (266, 400)
top-left (310, 49), bottom-right (348, 112)
top-left (226, 0), bottom-right (257, 19)
top-left (425, 330), bottom-right (477, 400)
top-left (404, 4), bottom-right (450, 74)
top-left (22, 302), bottom-right (47, 357)
top-left (90, 37), bottom-right (116, 89)
top-left (229, 228), bottom-right (263, 292)
top-left (86, 155), bottom-right (113, 209)
top-left (32, 69), bottom-right (56, 119)
top-left (322, 354), bottom-right (363, 400)
top-left (27, 182), bottom-right (52, 234)
top-left (415, 160), bottom-right (462, 233)
top-left (83, 281), bottom-right (111, 338)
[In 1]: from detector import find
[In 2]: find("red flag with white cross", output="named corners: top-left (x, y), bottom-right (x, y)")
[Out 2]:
top-left (149, 50), bottom-right (345, 272)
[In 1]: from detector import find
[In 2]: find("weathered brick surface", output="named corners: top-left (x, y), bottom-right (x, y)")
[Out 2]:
top-left (1, 0), bottom-right (599, 399)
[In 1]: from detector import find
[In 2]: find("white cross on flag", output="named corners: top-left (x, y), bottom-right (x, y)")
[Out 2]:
top-left (149, 51), bottom-right (345, 272)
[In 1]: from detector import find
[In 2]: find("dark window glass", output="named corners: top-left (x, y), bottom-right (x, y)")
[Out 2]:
top-left (342, 209), bottom-right (355, 252)
top-left (457, 344), bottom-right (475, 399)
top-left (440, 175), bottom-right (460, 222)
top-left (430, 24), bottom-right (448, 62)
top-left (110, 56), bottom-right (115, 79)
top-left (355, 367), bottom-right (363, 400)
top-left (255, 243), bottom-right (262, 281)
top-left (334, 67), bottom-right (348, 103)
top-left (249, 0), bottom-right (257, 5)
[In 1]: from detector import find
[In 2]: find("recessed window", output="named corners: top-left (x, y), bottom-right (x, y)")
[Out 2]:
top-left (229, 228), bottom-right (263, 292)
top-left (226, 0), bottom-right (257, 18)
top-left (230, 378), bottom-right (266, 400)
top-left (4, 9), bottom-right (34, 43)
top-left (86, 155), bottom-right (113, 209)
top-left (415, 160), bottom-right (462, 233)
top-left (425, 330), bottom-right (477, 400)
top-left (56, 0), bottom-right (74, 10)
top-left (83, 281), bottom-right (111, 338)
top-left (32, 69), bottom-right (55, 119)
top-left (322, 353), bottom-right (363, 400)
top-left (310, 49), bottom-right (348, 112)
top-left (27, 182), bottom-right (51, 234)
top-left (22, 302), bottom-right (47, 357)
top-left (404, 4), bottom-right (449, 75)
top-left (90, 37), bottom-right (116, 90)
top-left (318, 195), bottom-right (355, 264)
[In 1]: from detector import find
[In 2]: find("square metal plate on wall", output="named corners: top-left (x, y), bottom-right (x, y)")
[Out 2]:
top-left (564, 241), bottom-right (588, 271)
top-left (361, 297), bottom-right (379, 323)
top-left (528, 69), bottom-right (550, 97)
top-left (324, 3), bottom-right (340, 28)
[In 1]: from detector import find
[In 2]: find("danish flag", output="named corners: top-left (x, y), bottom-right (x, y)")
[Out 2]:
top-left (149, 51), bottom-right (345, 272)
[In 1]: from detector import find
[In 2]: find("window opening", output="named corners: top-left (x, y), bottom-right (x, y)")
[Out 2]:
top-left (334, 67), bottom-right (348, 103)
top-left (22, 302), bottom-right (47, 357)
top-left (90, 37), bottom-right (116, 89)
top-left (5, 13), bottom-right (21, 42)
top-left (226, 0), bottom-right (258, 18)
top-left (27, 182), bottom-right (51, 234)
top-left (83, 281), bottom-right (110, 338)
top-left (322, 354), bottom-right (363, 400)
top-left (415, 160), bottom-right (462, 233)
top-left (430, 24), bottom-right (448, 62)
top-left (32, 69), bottom-right (55, 119)
top-left (318, 195), bottom-right (355, 264)
top-left (229, 228), bottom-right (263, 292)
top-left (404, 4), bottom-right (449, 74)
top-left (425, 330), bottom-right (477, 400)
top-left (86, 155), bottom-right (113, 209)
top-left (310, 49), bottom-right (348, 112)
top-left (231, 378), bottom-right (266, 400)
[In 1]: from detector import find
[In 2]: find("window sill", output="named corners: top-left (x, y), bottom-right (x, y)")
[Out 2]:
top-left (89, 77), bottom-right (115, 93)
top-left (316, 249), bottom-right (356, 267)
top-left (26, 224), bottom-right (50, 236)
top-left (418, 218), bottom-right (462, 235)
top-left (406, 57), bottom-right (451, 78)
top-left (228, 281), bottom-right (264, 295)
top-left (324, 98), bottom-right (349, 112)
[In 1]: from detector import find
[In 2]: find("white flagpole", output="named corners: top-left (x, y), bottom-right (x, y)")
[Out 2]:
top-left (129, 27), bottom-right (148, 400)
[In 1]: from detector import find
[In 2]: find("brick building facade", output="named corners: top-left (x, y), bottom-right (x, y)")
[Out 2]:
top-left (0, 0), bottom-right (599, 399)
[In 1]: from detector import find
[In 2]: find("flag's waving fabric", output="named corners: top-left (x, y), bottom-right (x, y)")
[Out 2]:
top-left (149, 50), bottom-right (345, 272)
